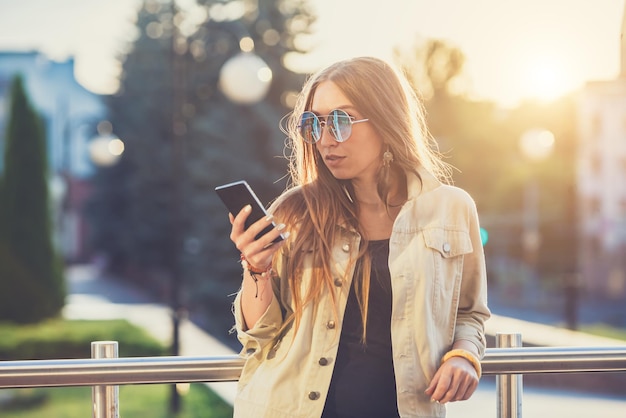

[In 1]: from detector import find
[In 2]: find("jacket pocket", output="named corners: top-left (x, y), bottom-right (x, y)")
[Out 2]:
top-left (423, 228), bottom-right (473, 326)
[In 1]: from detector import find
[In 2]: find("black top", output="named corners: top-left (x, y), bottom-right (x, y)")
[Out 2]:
top-left (322, 239), bottom-right (399, 418)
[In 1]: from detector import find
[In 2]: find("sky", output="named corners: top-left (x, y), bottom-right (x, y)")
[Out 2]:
top-left (0, 0), bottom-right (624, 107)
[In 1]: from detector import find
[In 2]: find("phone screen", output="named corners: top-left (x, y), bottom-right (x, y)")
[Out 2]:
top-left (215, 180), bottom-right (283, 243)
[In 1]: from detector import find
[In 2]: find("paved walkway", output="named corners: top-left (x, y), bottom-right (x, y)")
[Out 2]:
top-left (63, 265), bottom-right (626, 417)
top-left (62, 265), bottom-right (239, 404)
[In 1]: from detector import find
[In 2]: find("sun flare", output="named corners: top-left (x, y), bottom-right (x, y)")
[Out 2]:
top-left (523, 58), bottom-right (572, 102)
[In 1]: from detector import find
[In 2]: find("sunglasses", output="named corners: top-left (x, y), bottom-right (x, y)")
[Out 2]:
top-left (298, 109), bottom-right (369, 143)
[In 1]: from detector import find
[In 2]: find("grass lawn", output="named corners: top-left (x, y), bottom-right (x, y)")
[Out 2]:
top-left (580, 323), bottom-right (626, 341)
top-left (0, 319), bottom-right (234, 417)
top-left (1, 383), bottom-right (233, 418)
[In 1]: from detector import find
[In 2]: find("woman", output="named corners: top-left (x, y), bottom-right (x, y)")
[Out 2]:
top-left (227, 56), bottom-right (490, 418)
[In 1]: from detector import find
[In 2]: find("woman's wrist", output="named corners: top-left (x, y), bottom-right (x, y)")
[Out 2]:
top-left (441, 349), bottom-right (482, 378)
top-left (240, 253), bottom-right (270, 274)
top-left (240, 254), bottom-right (274, 299)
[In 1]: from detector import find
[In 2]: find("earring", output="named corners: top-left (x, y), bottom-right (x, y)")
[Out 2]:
top-left (383, 149), bottom-right (394, 167)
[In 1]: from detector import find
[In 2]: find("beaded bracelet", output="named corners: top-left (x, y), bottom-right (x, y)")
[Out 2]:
top-left (240, 254), bottom-right (272, 298)
top-left (441, 349), bottom-right (482, 378)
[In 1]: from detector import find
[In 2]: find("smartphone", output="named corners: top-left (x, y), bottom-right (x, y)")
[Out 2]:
top-left (215, 180), bottom-right (284, 244)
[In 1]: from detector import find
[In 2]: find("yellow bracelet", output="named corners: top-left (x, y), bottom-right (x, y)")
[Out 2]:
top-left (441, 349), bottom-right (482, 378)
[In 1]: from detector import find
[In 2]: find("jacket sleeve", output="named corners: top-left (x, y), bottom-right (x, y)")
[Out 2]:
top-left (232, 206), bottom-right (291, 355)
top-left (233, 275), bottom-right (284, 355)
top-left (453, 193), bottom-right (491, 358)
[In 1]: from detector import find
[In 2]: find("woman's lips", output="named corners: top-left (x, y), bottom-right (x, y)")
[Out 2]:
top-left (324, 154), bottom-right (344, 166)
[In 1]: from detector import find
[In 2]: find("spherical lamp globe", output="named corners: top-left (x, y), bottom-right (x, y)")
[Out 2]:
top-left (219, 52), bottom-right (273, 104)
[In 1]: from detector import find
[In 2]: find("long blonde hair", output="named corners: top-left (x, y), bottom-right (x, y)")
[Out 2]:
top-left (274, 56), bottom-right (449, 340)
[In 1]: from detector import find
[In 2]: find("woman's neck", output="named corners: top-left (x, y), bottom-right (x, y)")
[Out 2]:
top-left (350, 177), bottom-right (406, 240)
top-left (351, 178), bottom-right (405, 208)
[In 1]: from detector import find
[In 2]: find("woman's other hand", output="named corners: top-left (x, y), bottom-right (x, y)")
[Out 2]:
top-left (424, 351), bottom-right (480, 404)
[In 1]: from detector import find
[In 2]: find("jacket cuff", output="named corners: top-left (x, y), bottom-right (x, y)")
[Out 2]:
top-left (233, 289), bottom-right (283, 347)
top-left (454, 325), bottom-right (487, 358)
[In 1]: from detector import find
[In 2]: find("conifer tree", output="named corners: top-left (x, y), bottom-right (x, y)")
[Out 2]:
top-left (0, 75), bottom-right (65, 323)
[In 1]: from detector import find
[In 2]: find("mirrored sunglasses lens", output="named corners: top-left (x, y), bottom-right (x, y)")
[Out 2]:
top-left (329, 110), bottom-right (352, 142)
top-left (300, 112), bottom-right (320, 143)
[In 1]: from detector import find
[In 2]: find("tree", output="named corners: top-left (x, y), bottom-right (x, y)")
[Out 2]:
top-left (85, 0), bottom-right (314, 338)
top-left (394, 38), bottom-right (579, 298)
top-left (394, 38), bottom-right (465, 102)
top-left (394, 38), bottom-right (515, 207)
top-left (0, 75), bottom-right (65, 323)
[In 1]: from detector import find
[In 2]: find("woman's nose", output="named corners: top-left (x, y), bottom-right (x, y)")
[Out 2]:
top-left (317, 122), bottom-right (336, 146)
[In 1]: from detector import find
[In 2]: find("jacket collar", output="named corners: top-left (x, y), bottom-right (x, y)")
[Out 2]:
top-left (335, 167), bottom-right (441, 233)
top-left (406, 166), bottom-right (442, 201)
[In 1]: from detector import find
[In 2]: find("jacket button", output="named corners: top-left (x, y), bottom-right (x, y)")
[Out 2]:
top-left (334, 278), bottom-right (343, 287)
top-left (442, 242), bottom-right (451, 253)
top-left (326, 320), bottom-right (336, 329)
top-left (318, 357), bottom-right (329, 366)
top-left (342, 243), bottom-right (350, 252)
top-left (308, 391), bottom-right (320, 400)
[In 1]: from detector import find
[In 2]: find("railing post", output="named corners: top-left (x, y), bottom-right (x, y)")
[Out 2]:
top-left (496, 333), bottom-right (523, 418)
top-left (92, 341), bottom-right (119, 418)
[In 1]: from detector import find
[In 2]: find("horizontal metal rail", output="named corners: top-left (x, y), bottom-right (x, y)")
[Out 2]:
top-left (482, 345), bottom-right (626, 374)
top-left (1, 346), bottom-right (625, 389)
top-left (0, 355), bottom-right (244, 389)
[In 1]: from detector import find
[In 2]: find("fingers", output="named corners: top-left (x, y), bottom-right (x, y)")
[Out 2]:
top-left (252, 217), bottom-right (287, 249)
top-left (428, 368), bottom-right (457, 404)
top-left (425, 357), bottom-right (479, 404)
top-left (229, 205), bottom-right (288, 269)
top-left (230, 205), bottom-right (271, 245)
top-left (457, 379), bottom-right (478, 401)
top-left (424, 368), bottom-right (440, 396)
top-left (229, 205), bottom-right (252, 241)
top-left (232, 207), bottom-right (285, 247)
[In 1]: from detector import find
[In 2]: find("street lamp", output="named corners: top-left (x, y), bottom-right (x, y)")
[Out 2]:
top-left (520, 128), bottom-right (581, 329)
top-left (52, 119), bottom-right (124, 262)
top-left (88, 120), bottom-right (125, 167)
top-left (167, 7), bottom-right (272, 413)
top-left (219, 51), bottom-right (273, 104)
top-left (88, 136), bottom-right (125, 167)
top-left (518, 128), bottom-right (555, 295)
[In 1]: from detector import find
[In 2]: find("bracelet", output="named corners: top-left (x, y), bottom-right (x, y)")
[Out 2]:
top-left (240, 254), bottom-right (273, 298)
top-left (441, 349), bottom-right (482, 378)
top-left (240, 253), bottom-right (269, 274)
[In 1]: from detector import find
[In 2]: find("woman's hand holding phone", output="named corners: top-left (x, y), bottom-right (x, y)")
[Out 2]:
top-left (229, 204), bottom-right (287, 273)
top-left (229, 204), bottom-right (287, 329)
top-left (216, 180), bottom-right (287, 325)
top-left (215, 181), bottom-right (287, 270)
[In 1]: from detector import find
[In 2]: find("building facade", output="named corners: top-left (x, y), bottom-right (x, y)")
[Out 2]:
top-left (576, 7), bottom-right (626, 298)
top-left (577, 80), bottom-right (626, 298)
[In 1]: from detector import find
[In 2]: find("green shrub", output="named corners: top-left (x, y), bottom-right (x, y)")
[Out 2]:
top-left (0, 319), bottom-right (166, 360)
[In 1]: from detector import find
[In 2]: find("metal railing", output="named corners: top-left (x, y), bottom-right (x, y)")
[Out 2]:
top-left (1, 333), bottom-right (625, 418)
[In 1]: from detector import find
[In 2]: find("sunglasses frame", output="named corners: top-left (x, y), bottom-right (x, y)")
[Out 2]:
top-left (298, 109), bottom-right (369, 143)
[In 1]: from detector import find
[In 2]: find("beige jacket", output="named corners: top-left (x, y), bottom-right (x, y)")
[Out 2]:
top-left (233, 169), bottom-right (490, 418)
